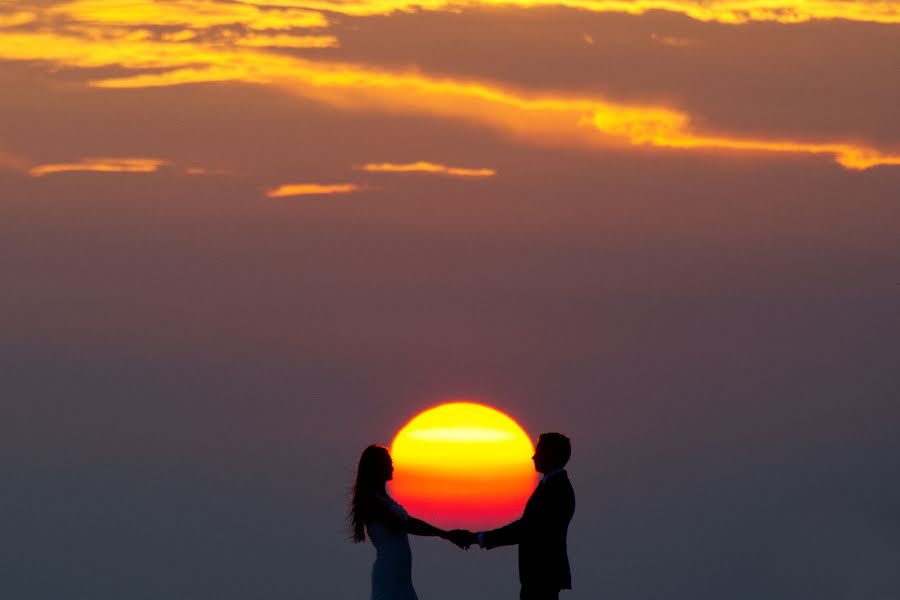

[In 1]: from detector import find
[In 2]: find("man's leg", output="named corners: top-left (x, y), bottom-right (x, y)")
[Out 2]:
top-left (520, 586), bottom-right (559, 600)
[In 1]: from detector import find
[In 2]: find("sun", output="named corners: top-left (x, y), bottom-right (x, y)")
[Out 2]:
top-left (389, 401), bottom-right (537, 530)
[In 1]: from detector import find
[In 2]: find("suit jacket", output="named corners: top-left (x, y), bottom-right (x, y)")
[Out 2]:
top-left (482, 470), bottom-right (575, 591)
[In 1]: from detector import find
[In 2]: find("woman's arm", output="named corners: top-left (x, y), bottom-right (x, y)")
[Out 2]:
top-left (369, 497), bottom-right (445, 537)
top-left (407, 518), bottom-right (473, 548)
top-left (408, 519), bottom-right (473, 549)
top-left (370, 497), bottom-right (468, 547)
top-left (404, 516), bottom-right (445, 538)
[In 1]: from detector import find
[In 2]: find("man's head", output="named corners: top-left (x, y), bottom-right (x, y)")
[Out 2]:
top-left (532, 432), bottom-right (571, 474)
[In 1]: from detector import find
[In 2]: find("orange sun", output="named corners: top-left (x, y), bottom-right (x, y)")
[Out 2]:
top-left (389, 401), bottom-right (537, 530)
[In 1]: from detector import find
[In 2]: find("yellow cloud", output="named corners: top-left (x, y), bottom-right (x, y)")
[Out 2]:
top-left (235, 33), bottom-right (339, 48)
top-left (235, 0), bottom-right (900, 24)
top-left (269, 64), bottom-right (900, 171)
top-left (29, 158), bottom-right (168, 176)
top-left (0, 10), bottom-right (36, 28)
top-left (362, 161), bottom-right (496, 177)
top-left (49, 0), bottom-right (328, 30)
top-left (161, 30), bottom-right (199, 42)
top-left (266, 183), bottom-right (362, 197)
top-left (1, 6), bottom-right (897, 172)
top-left (585, 113), bottom-right (900, 170)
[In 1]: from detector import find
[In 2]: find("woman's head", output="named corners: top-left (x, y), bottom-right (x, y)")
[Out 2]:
top-left (349, 444), bottom-right (393, 542)
top-left (359, 444), bottom-right (393, 485)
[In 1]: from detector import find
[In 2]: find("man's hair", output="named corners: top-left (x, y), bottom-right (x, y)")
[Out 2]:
top-left (539, 432), bottom-right (571, 468)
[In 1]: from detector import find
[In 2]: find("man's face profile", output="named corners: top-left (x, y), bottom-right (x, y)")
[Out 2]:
top-left (532, 440), bottom-right (550, 474)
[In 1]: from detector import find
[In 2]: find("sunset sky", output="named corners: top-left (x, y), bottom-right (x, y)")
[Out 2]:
top-left (2, 1), bottom-right (899, 599)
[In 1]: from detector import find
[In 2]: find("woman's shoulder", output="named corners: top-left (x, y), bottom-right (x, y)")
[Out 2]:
top-left (369, 492), bottom-right (409, 521)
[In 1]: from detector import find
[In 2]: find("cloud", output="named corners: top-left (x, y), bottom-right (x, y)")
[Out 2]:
top-left (161, 30), bottom-right (198, 42)
top-left (29, 158), bottom-right (168, 177)
top-left (48, 0), bottom-right (328, 30)
top-left (266, 183), bottom-right (361, 197)
top-left (361, 161), bottom-right (495, 177)
top-left (271, 63), bottom-right (900, 171)
top-left (234, 33), bottom-right (338, 48)
top-left (2, 4), bottom-right (898, 171)
top-left (184, 167), bottom-right (232, 175)
top-left (235, 0), bottom-right (900, 24)
top-left (0, 10), bottom-right (36, 28)
top-left (584, 112), bottom-right (900, 170)
top-left (650, 32), bottom-right (698, 47)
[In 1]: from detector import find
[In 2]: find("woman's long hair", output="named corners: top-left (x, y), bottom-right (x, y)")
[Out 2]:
top-left (349, 444), bottom-right (390, 543)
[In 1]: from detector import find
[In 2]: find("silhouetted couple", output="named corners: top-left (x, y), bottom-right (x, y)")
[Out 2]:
top-left (350, 433), bottom-right (575, 600)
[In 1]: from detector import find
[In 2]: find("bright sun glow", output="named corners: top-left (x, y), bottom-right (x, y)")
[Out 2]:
top-left (389, 401), bottom-right (537, 530)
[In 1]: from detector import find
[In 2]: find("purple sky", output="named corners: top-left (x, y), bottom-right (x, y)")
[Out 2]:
top-left (1, 2), bottom-right (899, 599)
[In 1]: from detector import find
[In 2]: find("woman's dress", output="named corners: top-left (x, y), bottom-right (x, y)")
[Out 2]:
top-left (367, 496), bottom-right (418, 600)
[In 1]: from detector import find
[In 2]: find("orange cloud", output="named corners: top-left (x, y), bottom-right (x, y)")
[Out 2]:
top-left (361, 161), bottom-right (496, 177)
top-left (236, 0), bottom-right (900, 25)
top-left (184, 166), bottom-right (232, 175)
top-left (585, 112), bottom-right (900, 170)
top-left (161, 30), bottom-right (199, 42)
top-left (273, 64), bottom-right (900, 171)
top-left (29, 157), bottom-right (168, 177)
top-left (49, 0), bottom-right (328, 30)
top-left (0, 10), bottom-right (35, 28)
top-left (2, 7), bottom-right (898, 172)
top-left (234, 33), bottom-right (338, 48)
top-left (650, 32), bottom-right (698, 47)
top-left (266, 183), bottom-right (361, 197)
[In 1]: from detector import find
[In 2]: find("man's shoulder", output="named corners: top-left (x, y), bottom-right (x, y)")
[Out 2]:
top-left (546, 469), bottom-right (572, 486)
top-left (546, 470), bottom-right (575, 501)
top-left (540, 470), bottom-right (571, 492)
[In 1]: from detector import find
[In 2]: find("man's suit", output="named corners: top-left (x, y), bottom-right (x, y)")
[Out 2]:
top-left (482, 470), bottom-right (576, 600)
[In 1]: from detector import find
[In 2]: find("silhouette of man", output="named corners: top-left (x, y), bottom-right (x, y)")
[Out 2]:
top-left (461, 432), bottom-right (575, 600)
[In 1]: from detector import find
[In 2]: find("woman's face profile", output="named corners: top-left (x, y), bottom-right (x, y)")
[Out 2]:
top-left (377, 451), bottom-right (394, 482)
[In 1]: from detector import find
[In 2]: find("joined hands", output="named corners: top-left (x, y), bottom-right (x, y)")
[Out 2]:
top-left (444, 529), bottom-right (478, 550)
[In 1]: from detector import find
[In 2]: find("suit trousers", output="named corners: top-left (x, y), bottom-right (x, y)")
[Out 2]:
top-left (520, 585), bottom-right (559, 600)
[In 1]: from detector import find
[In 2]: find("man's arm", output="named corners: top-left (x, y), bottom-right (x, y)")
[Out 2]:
top-left (446, 529), bottom-right (477, 549)
top-left (544, 481), bottom-right (575, 531)
top-left (480, 518), bottom-right (523, 549)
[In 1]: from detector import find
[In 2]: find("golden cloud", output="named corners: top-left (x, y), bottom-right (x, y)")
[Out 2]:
top-left (0, 10), bottom-right (36, 28)
top-left (29, 158), bottom-right (168, 177)
top-left (2, 3), bottom-right (898, 172)
top-left (48, 0), bottom-right (328, 30)
top-left (234, 33), bottom-right (339, 48)
top-left (266, 183), bottom-right (362, 197)
top-left (235, 0), bottom-right (900, 24)
top-left (361, 161), bottom-right (496, 177)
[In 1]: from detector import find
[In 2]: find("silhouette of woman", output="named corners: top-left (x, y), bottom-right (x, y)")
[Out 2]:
top-left (350, 444), bottom-right (467, 600)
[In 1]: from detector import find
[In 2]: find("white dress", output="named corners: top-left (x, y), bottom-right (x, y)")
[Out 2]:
top-left (366, 496), bottom-right (418, 600)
